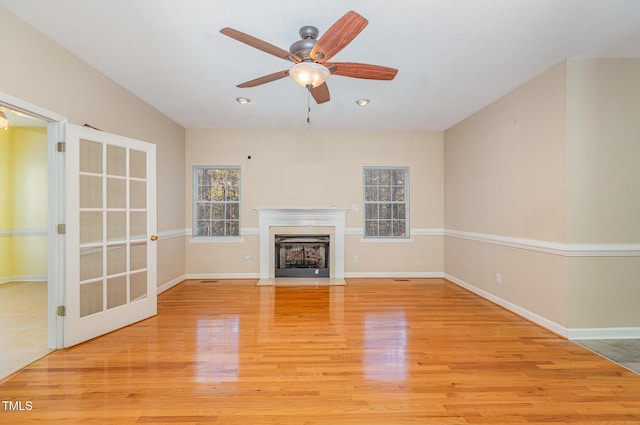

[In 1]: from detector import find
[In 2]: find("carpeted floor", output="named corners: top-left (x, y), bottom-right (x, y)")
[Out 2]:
top-left (577, 339), bottom-right (640, 375)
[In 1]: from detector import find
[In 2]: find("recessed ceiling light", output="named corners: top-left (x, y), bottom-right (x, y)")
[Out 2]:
top-left (355, 99), bottom-right (371, 107)
top-left (235, 97), bottom-right (251, 105)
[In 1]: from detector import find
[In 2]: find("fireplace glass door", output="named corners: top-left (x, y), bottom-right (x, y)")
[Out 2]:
top-left (274, 235), bottom-right (330, 278)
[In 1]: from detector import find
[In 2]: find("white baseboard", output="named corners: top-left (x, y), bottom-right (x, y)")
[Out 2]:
top-left (344, 272), bottom-right (444, 278)
top-left (568, 327), bottom-right (640, 340)
top-left (185, 273), bottom-right (260, 280)
top-left (157, 274), bottom-right (187, 294)
top-left (444, 273), bottom-right (569, 338)
top-left (0, 275), bottom-right (48, 285)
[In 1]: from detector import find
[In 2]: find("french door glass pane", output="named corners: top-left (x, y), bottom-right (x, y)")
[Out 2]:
top-left (80, 281), bottom-right (103, 317)
top-left (130, 180), bottom-right (146, 209)
top-left (80, 211), bottom-right (102, 244)
top-left (130, 242), bottom-right (147, 271)
top-left (80, 175), bottom-right (102, 208)
top-left (107, 177), bottom-right (126, 208)
top-left (106, 145), bottom-right (126, 177)
top-left (80, 139), bottom-right (102, 173)
top-left (107, 276), bottom-right (127, 309)
top-left (78, 139), bottom-right (149, 319)
top-left (130, 149), bottom-right (146, 179)
top-left (130, 271), bottom-right (147, 301)
top-left (130, 211), bottom-right (146, 239)
top-left (80, 248), bottom-right (103, 281)
top-left (107, 211), bottom-right (126, 242)
top-left (106, 244), bottom-right (127, 276)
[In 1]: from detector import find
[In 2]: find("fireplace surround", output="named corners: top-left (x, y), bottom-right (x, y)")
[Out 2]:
top-left (255, 208), bottom-right (348, 285)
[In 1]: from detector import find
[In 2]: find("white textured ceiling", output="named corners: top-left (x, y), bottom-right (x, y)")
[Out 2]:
top-left (1, 0), bottom-right (639, 131)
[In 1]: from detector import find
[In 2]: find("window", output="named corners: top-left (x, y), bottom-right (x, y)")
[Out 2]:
top-left (363, 167), bottom-right (409, 238)
top-left (193, 167), bottom-right (240, 237)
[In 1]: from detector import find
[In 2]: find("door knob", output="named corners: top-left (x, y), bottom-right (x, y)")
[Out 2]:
top-left (150, 235), bottom-right (158, 241)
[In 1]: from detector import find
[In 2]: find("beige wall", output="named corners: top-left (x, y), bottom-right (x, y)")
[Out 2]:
top-left (1, 8), bottom-right (186, 289)
top-left (566, 58), bottom-right (640, 329)
top-left (445, 58), bottom-right (640, 333)
top-left (185, 129), bottom-right (443, 276)
top-left (444, 62), bottom-right (570, 328)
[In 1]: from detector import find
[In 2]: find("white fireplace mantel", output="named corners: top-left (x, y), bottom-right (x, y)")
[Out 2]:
top-left (255, 208), bottom-right (348, 283)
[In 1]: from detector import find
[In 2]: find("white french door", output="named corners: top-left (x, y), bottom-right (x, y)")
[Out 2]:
top-left (64, 124), bottom-right (157, 347)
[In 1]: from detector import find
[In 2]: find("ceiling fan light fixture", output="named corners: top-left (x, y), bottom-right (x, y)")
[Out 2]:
top-left (356, 98), bottom-right (371, 107)
top-left (0, 111), bottom-right (8, 129)
top-left (235, 97), bottom-right (251, 105)
top-left (288, 62), bottom-right (330, 88)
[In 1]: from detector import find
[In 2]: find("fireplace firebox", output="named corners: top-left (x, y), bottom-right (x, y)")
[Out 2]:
top-left (274, 234), bottom-right (330, 278)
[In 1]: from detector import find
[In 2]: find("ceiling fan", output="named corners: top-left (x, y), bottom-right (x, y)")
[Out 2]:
top-left (220, 11), bottom-right (398, 104)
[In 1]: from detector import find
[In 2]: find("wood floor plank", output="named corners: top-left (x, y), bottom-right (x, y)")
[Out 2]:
top-left (1, 278), bottom-right (639, 424)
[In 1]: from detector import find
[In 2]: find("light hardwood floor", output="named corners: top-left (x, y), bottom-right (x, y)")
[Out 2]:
top-left (0, 281), bottom-right (52, 380)
top-left (1, 278), bottom-right (639, 424)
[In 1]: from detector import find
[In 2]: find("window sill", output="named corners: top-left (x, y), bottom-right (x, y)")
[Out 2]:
top-left (188, 236), bottom-right (245, 244)
top-left (360, 237), bottom-right (413, 243)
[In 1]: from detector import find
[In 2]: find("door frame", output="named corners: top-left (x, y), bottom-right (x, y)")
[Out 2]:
top-left (0, 91), bottom-right (67, 349)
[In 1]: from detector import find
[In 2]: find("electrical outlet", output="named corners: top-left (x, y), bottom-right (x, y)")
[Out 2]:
top-left (245, 256), bottom-right (251, 264)
top-left (496, 272), bottom-right (502, 284)
top-left (351, 203), bottom-right (359, 212)
top-left (354, 255), bottom-right (359, 263)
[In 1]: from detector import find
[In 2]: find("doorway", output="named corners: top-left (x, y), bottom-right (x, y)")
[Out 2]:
top-left (0, 103), bottom-right (55, 379)
top-left (0, 92), bottom-right (159, 378)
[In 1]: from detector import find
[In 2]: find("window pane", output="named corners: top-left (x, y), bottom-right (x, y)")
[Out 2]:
top-left (226, 220), bottom-right (239, 236)
top-left (378, 221), bottom-right (391, 236)
top-left (226, 186), bottom-right (240, 201)
top-left (393, 186), bottom-right (405, 202)
top-left (379, 170), bottom-right (391, 185)
top-left (365, 204), bottom-right (378, 219)
top-left (211, 184), bottom-right (224, 201)
top-left (379, 187), bottom-right (391, 202)
top-left (365, 186), bottom-right (378, 202)
top-left (212, 221), bottom-right (225, 236)
top-left (212, 203), bottom-right (224, 219)
top-left (392, 169), bottom-right (405, 185)
top-left (394, 220), bottom-right (407, 237)
top-left (379, 204), bottom-right (392, 219)
top-left (363, 167), bottom-right (408, 238)
top-left (393, 204), bottom-right (406, 220)
top-left (365, 220), bottom-right (378, 237)
top-left (364, 169), bottom-right (377, 185)
top-left (193, 167), bottom-right (241, 237)
top-left (226, 203), bottom-right (239, 220)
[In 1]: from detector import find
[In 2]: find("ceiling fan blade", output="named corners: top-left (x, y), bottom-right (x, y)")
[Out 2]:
top-left (327, 62), bottom-right (398, 80)
top-left (310, 11), bottom-right (368, 63)
top-left (237, 70), bottom-right (289, 88)
top-left (311, 83), bottom-right (330, 104)
top-left (220, 27), bottom-right (298, 62)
